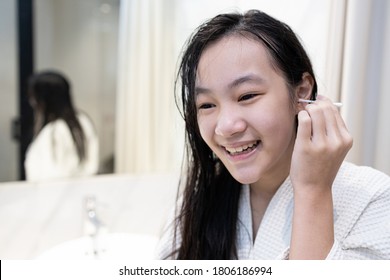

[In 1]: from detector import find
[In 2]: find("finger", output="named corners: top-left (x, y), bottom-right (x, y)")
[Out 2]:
top-left (317, 95), bottom-right (349, 139)
top-left (296, 110), bottom-right (312, 142)
top-left (334, 109), bottom-right (353, 146)
top-left (316, 96), bottom-right (353, 150)
top-left (318, 100), bottom-right (342, 140)
top-left (308, 96), bottom-right (343, 139)
top-left (305, 103), bottom-right (326, 143)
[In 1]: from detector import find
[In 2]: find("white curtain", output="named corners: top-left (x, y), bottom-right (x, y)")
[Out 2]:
top-left (115, 0), bottom-right (179, 173)
top-left (341, 0), bottom-right (390, 175)
top-left (323, 0), bottom-right (347, 102)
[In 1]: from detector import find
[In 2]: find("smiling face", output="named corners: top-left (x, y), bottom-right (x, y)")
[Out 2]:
top-left (195, 35), bottom-right (298, 190)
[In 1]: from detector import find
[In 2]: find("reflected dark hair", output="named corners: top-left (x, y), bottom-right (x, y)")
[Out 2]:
top-left (170, 9), bottom-right (317, 259)
top-left (28, 70), bottom-right (86, 162)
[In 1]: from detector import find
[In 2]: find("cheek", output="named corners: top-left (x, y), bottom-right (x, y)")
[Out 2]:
top-left (197, 116), bottom-right (213, 143)
top-left (249, 106), bottom-right (296, 136)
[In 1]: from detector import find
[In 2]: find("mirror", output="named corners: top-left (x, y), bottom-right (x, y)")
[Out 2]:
top-left (0, 0), bottom-right (119, 182)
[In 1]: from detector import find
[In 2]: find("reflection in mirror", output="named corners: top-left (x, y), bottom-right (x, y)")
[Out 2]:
top-left (25, 71), bottom-right (100, 181)
top-left (34, 0), bottom-right (120, 178)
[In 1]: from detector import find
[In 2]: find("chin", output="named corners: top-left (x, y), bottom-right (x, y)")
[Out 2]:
top-left (230, 171), bottom-right (260, 185)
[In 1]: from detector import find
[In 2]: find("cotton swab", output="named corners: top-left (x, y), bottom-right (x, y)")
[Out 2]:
top-left (298, 98), bottom-right (343, 107)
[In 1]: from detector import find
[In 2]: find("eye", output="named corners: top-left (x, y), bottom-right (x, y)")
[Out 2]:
top-left (198, 103), bottom-right (215, 110)
top-left (238, 93), bottom-right (259, 102)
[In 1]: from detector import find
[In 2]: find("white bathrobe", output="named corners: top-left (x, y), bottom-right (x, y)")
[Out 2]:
top-left (157, 162), bottom-right (390, 259)
top-left (25, 113), bottom-right (99, 181)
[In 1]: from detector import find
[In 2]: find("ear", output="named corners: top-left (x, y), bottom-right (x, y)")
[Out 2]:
top-left (295, 72), bottom-right (314, 112)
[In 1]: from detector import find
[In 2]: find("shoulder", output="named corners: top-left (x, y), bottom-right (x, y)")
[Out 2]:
top-left (332, 161), bottom-right (390, 227)
top-left (77, 112), bottom-right (97, 136)
top-left (77, 112), bottom-right (92, 125)
top-left (34, 119), bottom-right (70, 142)
top-left (331, 162), bottom-right (390, 258)
top-left (333, 161), bottom-right (390, 199)
top-left (332, 161), bottom-right (390, 229)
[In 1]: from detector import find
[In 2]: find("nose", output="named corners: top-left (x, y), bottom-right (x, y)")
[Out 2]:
top-left (215, 108), bottom-right (246, 137)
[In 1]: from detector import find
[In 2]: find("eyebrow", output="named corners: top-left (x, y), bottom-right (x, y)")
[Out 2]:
top-left (195, 74), bottom-right (266, 95)
top-left (228, 74), bottom-right (265, 89)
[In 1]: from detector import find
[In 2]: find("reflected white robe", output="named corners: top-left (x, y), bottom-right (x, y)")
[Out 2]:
top-left (25, 113), bottom-right (99, 181)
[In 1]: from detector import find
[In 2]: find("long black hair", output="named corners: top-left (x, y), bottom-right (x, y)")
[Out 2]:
top-left (170, 9), bottom-right (317, 259)
top-left (28, 70), bottom-right (86, 163)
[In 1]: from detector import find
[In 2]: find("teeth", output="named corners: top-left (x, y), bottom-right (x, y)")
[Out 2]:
top-left (225, 141), bottom-right (258, 154)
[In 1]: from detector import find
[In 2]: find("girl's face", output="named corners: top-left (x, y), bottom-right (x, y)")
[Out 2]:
top-left (195, 35), bottom-right (298, 189)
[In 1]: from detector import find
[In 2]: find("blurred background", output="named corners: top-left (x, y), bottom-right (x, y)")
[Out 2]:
top-left (0, 0), bottom-right (389, 259)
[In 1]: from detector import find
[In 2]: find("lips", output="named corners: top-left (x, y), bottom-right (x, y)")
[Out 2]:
top-left (223, 140), bottom-right (259, 156)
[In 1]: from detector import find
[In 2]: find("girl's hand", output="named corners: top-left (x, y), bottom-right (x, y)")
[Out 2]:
top-left (289, 95), bottom-right (353, 259)
top-left (290, 95), bottom-right (353, 193)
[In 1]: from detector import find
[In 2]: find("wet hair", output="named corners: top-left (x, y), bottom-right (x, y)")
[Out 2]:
top-left (170, 9), bottom-right (317, 259)
top-left (28, 71), bottom-right (86, 162)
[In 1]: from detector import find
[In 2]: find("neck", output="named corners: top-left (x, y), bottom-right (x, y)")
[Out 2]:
top-left (250, 171), bottom-right (288, 198)
top-left (250, 159), bottom-right (292, 199)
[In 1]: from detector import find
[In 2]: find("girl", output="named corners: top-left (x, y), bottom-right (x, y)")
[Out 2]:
top-left (158, 10), bottom-right (390, 259)
top-left (25, 71), bottom-right (99, 181)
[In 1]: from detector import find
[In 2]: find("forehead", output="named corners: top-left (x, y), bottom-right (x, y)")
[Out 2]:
top-left (196, 35), bottom-right (276, 88)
